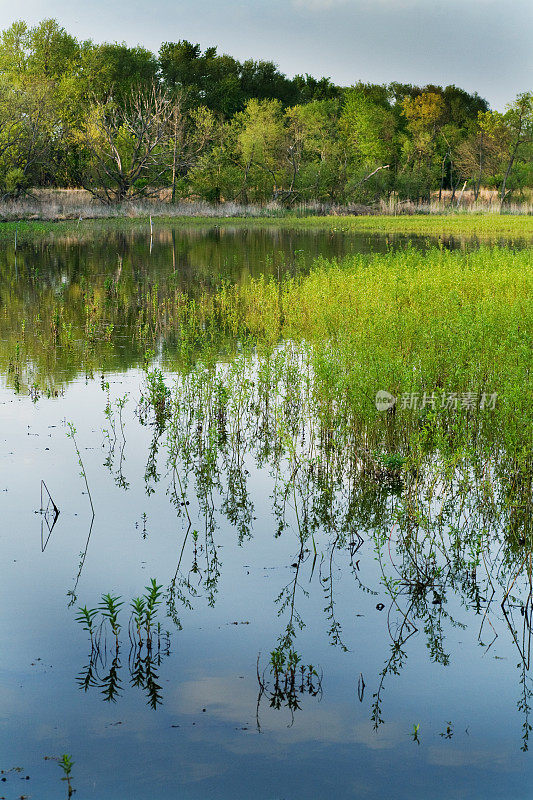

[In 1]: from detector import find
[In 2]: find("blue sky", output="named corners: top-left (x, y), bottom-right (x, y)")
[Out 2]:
top-left (1, 0), bottom-right (531, 109)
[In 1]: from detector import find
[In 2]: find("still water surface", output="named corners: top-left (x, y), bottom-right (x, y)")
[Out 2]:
top-left (1, 226), bottom-right (531, 799)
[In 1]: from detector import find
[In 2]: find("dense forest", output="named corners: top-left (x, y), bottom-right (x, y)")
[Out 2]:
top-left (0, 18), bottom-right (531, 205)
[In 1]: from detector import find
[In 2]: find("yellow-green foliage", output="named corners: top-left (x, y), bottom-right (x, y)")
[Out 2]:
top-left (2, 241), bottom-right (532, 457)
top-left (200, 246), bottom-right (533, 453)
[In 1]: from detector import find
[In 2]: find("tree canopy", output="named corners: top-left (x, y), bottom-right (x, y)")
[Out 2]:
top-left (0, 18), bottom-right (530, 205)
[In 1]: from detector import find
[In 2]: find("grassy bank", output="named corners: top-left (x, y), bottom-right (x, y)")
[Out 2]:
top-left (0, 212), bottom-right (532, 244)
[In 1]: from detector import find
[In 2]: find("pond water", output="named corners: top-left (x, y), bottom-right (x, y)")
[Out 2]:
top-left (1, 225), bottom-right (532, 799)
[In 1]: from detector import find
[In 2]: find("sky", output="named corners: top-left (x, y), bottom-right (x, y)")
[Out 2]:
top-left (0, 0), bottom-right (531, 110)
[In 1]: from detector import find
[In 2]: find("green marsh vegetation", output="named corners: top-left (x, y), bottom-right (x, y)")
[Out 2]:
top-left (1, 225), bottom-right (531, 394)
top-left (135, 243), bottom-right (533, 470)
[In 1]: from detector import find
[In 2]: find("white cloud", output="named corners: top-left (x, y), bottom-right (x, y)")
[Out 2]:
top-left (292, 0), bottom-right (349, 8)
top-left (292, 0), bottom-right (498, 9)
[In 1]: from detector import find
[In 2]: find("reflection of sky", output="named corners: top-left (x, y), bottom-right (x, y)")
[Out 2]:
top-left (0, 0), bottom-right (531, 109)
top-left (1, 372), bottom-right (532, 799)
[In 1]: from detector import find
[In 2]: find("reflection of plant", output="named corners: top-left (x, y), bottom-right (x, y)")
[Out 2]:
top-left (102, 386), bottom-right (130, 490)
top-left (66, 421), bottom-right (95, 516)
top-left (410, 723), bottom-right (421, 745)
top-left (517, 656), bottom-right (533, 752)
top-left (139, 364), bottom-right (171, 430)
top-left (75, 581), bottom-right (170, 709)
top-left (126, 340), bottom-right (533, 745)
top-left (257, 648), bottom-right (322, 728)
top-left (143, 578), bottom-right (163, 638)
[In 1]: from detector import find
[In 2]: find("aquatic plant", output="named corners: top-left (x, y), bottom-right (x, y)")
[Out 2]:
top-left (257, 648), bottom-right (322, 728)
top-left (143, 578), bottom-right (163, 640)
top-left (99, 593), bottom-right (123, 642)
top-left (43, 754), bottom-right (74, 799)
top-left (75, 605), bottom-right (98, 641)
top-left (75, 581), bottom-right (171, 708)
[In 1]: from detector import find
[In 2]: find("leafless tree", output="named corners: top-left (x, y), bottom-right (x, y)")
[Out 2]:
top-left (83, 84), bottom-right (174, 203)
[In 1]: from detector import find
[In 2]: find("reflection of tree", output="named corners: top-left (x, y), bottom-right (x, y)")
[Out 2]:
top-left (99, 347), bottom-right (533, 740)
top-left (0, 226), bottom-right (344, 391)
top-left (0, 225), bottom-right (473, 392)
top-left (369, 457), bottom-right (533, 743)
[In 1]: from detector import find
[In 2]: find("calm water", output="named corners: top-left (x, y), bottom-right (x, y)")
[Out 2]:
top-left (1, 226), bottom-right (532, 799)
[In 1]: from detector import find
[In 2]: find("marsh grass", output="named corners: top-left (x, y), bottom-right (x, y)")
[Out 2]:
top-left (140, 245), bottom-right (532, 458)
top-left (125, 242), bottom-right (532, 732)
top-left (0, 213), bottom-right (532, 249)
top-left (5, 244), bottom-right (532, 517)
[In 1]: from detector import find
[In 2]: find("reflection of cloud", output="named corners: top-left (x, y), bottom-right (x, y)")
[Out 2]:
top-left (292, 0), bottom-right (498, 8)
top-left (175, 675), bottom-right (255, 721)
top-left (180, 762), bottom-right (227, 784)
top-left (174, 674), bottom-right (401, 750)
top-left (427, 747), bottom-right (515, 770)
top-left (292, 0), bottom-right (348, 8)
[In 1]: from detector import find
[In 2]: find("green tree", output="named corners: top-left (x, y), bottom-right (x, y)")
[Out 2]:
top-left (285, 100), bottom-right (340, 201)
top-left (234, 99), bottom-right (286, 201)
top-left (80, 42), bottom-right (158, 102)
top-left (399, 91), bottom-right (445, 201)
top-left (240, 59), bottom-right (299, 107)
top-left (454, 114), bottom-right (504, 200)
top-left (0, 78), bottom-right (57, 197)
top-left (494, 93), bottom-right (533, 203)
top-left (0, 18), bottom-right (79, 83)
top-left (339, 88), bottom-right (395, 201)
top-left (159, 41), bottom-right (243, 116)
top-left (293, 74), bottom-right (340, 103)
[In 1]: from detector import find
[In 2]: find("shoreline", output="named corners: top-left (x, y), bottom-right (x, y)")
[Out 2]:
top-left (1, 213), bottom-right (533, 242)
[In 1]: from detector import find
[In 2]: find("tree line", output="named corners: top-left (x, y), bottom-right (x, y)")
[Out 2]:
top-left (0, 18), bottom-right (531, 205)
